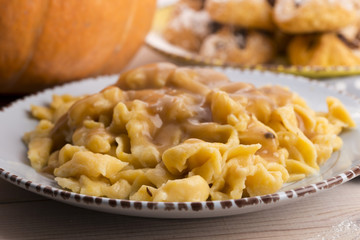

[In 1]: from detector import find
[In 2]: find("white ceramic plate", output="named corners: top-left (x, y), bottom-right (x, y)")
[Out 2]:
top-left (1, 69), bottom-right (360, 219)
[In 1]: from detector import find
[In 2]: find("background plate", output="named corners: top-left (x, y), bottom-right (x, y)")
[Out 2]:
top-left (146, 2), bottom-right (360, 79)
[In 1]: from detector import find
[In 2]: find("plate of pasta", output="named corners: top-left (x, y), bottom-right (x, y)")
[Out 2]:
top-left (146, 0), bottom-right (360, 78)
top-left (1, 63), bottom-right (360, 218)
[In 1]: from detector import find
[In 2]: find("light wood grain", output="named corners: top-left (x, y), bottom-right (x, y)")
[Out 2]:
top-left (0, 178), bottom-right (45, 203)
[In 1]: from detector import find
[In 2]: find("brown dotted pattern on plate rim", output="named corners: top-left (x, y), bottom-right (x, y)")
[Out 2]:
top-left (95, 197), bottom-right (102, 205)
top-left (220, 200), bottom-right (233, 209)
top-left (0, 69), bottom-right (360, 213)
top-left (134, 201), bottom-right (142, 210)
top-left (206, 201), bottom-right (215, 210)
top-left (147, 202), bottom-right (158, 210)
top-left (190, 202), bottom-right (203, 211)
top-left (285, 190), bottom-right (294, 198)
top-left (178, 203), bottom-right (188, 211)
top-left (9, 174), bottom-right (17, 182)
top-left (164, 203), bottom-right (176, 211)
top-left (83, 196), bottom-right (94, 204)
top-left (0, 155), bottom-right (358, 212)
top-left (108, 199), bottom-right (117, 207)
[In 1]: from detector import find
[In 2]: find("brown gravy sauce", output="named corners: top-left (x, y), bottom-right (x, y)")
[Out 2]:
top-left (52, 63), bottom-right (299, 162)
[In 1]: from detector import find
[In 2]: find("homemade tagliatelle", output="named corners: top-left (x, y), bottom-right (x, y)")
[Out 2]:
top-left (23, 63), bottom-right (356, 202)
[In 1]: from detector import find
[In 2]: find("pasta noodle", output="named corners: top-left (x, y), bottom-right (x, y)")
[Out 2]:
top-left (23, 63), bottom-right (356, 202)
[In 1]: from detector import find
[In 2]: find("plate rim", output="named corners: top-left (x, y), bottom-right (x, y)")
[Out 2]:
top-left (1, 68), bottom-right (360, 218)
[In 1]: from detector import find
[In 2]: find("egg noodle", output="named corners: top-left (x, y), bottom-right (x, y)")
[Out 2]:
top-left (23, 63), bottom-right (356, 202)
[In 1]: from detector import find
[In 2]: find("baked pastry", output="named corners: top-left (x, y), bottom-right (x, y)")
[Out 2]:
top-left (273, 0), bottom-right (359, 33)
top-left (205, 0), bottom-right (275, 31)
top-left (162, 0), bottom-right (360, 67)
top-left (177, 0), bottom-right (206, 10)
top-left (163, 3), bottom-right (211, 52)
top-left (199, 27), bottom-right (276, 65)
top-left (273, 30), bottom-right (292, 54)
top-left (287, 31), bottom-right (360, 66)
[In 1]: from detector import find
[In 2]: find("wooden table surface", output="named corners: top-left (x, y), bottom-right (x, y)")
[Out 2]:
top-left (1, 46), bottom-right (360, 240)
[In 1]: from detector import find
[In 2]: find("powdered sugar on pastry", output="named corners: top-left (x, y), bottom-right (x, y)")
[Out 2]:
top-left (168, 7), bottom-right (211, 37)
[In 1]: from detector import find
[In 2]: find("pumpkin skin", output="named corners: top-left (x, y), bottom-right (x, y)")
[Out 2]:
top-left (0, 0), bottom-right (157, 93)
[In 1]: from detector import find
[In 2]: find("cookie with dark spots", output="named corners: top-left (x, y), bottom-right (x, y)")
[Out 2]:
top-left (274, 0), bottom-right (358, 33)
top-left (200, 27), bottom-right (276, 65)
top-left (288, 32), bottom-right (360, 66)
top-left (206, 0), bottom-right (275, 31)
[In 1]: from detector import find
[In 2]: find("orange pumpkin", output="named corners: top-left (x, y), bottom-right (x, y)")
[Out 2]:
top-left (0, 0), bottom-right (157, 93)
